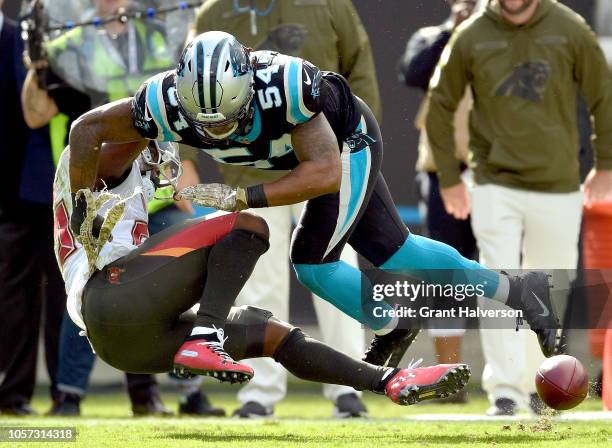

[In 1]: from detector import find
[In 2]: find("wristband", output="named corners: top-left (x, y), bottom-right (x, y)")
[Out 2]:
top-left (245, 184), bottom-right (269, 208)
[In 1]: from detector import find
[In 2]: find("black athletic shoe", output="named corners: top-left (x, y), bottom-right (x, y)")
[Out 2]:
top-left (506, 272), bottom-right (561, 357)
top-left (232, 401), bottom-right (273, 419)
top-left (363, 328), bottom-right (421, 367)
top-left (46, 392), bottom-right (81, 416)
top-left (486, 398), bottom-right (516, 416)
top-left (0, 402), bottom-right (37, 416)
top-left (333, 393), bottom-right (368, 418)
top-left (179, 391), bottom-right (225, 417)
top-left (131, 392), bottom-right (173, 417)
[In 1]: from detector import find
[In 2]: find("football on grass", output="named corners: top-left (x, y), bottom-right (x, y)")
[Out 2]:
top-left (535, 355), bottom-right (588, 410)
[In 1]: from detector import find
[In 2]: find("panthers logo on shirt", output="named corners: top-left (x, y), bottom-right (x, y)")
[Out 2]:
top-left (132, 51), bottom-right (327, 170)
top-left (494, 60), bottom-right (552, 102)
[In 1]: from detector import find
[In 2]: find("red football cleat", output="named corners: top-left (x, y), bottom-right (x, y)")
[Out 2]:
top-left (173, 327), bottom-right (254, 384)
top-left (385, 360), bottom-right (471, 405)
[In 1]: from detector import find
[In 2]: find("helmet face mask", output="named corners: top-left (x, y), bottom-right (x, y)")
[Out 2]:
top-left (176, 88), bottom-right (254, 142)
top-left (139, 142), bottom-right (183, 198)
top-left (175, 31), bottom-right (255, 141)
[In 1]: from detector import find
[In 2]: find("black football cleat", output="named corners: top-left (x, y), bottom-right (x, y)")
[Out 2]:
top-left (0, 402), bottom-right (37, 416)
top-left (363, 328), bottom-right (421, 367)
top-left (178, 391), bottom-right (225, 417)
top-left (232, 401), bottom-right (274, 419)
top-left (131, 392), bottom-right (173, 417)
top-left (46, 392), bottom-right (81, 416)
top-left (333, 393), bottom-right (368, 418)
top-left (506, 271), bottom-right (561, 357)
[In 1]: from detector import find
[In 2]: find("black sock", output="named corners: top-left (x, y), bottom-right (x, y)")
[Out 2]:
top-left (195, 229), bottom-right (269, 329)
top-left (273, 329), bottom-right (394, 394)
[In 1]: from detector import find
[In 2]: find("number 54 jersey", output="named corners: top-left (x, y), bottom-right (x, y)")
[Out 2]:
top-left (132, 51), bottom-right (360, 170)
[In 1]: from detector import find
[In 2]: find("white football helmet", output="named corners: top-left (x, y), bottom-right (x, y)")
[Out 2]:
top-left (175, 31), bottom-right (254, 140)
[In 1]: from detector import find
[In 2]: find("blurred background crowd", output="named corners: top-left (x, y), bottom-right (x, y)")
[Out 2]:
top-left (0, 0), bottom-right (611, 419)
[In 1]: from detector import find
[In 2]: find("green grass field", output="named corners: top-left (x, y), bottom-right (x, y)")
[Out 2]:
top-left (1, 388), bottom-right (610, 448)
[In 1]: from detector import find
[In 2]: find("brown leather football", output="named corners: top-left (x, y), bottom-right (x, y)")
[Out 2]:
top-left (535, 355), bottom-right (588, 411)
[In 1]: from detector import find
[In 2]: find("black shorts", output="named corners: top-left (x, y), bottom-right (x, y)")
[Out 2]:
top-left (81, 213), bottom-right (277, 374)
top-left (290, 98), bottom-right (408, 266)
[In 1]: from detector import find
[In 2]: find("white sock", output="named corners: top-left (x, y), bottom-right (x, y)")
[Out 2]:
top-left (491, 274), bottom-right (510, 304)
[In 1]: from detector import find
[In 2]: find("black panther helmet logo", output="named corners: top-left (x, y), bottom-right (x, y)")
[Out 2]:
top-left (494, 61), bottom-right (551, 102)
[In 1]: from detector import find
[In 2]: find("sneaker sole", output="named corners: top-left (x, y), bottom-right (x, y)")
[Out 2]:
top-left (172, 364), bottom-right (253, 384)
top-left (396, 365), bottom-right (471, 405)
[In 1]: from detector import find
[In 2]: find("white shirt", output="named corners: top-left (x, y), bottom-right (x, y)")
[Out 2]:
top-left (0, 11), bottom-right (5, 36)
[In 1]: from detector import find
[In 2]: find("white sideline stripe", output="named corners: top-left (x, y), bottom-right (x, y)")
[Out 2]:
top-left (404, 411), bottom-right (612, 422)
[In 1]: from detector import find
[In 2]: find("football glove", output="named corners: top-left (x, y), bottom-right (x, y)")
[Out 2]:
top-left (176, 183), bottom-right (249, 212)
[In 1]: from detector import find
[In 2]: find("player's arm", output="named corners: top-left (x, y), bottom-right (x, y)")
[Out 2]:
top-left (262, 113), bottom-right (341, 206)
top-left (261, 59), bottom-right (341, 206)
top-left (177, 113), bottom-right (341, 211)
top-left (68, 98), bottom-right (147, 193)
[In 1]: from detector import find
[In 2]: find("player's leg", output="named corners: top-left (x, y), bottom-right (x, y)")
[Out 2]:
top-left (350, 171), bottom-right (560, 364)
top-left (189, 211), bottom-right (269, 331)
top-left (289, 201), bottom-right (367, 415)
top-left (290, 102), bottom-right (395, 332)
top-left (290, 98), bottom-right (496, 331)
top-left (233, 206), bottom-right (293, 418)
top-left (81, 212), bottom-right (268, 381)
top-left (223, 306), bottom-right (471, 405)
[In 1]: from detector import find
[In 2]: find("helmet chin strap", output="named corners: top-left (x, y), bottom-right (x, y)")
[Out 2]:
top-left (203, 121), bottom-right (240, 140)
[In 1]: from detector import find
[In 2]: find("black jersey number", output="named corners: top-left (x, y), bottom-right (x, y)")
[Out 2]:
top-left (256, 65), bottom-right (282, 110)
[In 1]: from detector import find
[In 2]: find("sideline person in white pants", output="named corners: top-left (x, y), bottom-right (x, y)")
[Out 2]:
top-left (471, 185), bottom-right (583, 414)
top-left (234, 204), bottom-right (365, 417)
top-left (425, 0), bottom-right (612, 416)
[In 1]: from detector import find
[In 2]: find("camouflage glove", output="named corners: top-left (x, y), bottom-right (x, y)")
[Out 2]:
top-left (176, 183), bottom-right (249, 212)
top-left (70, 192), bottom-right (105, 240)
